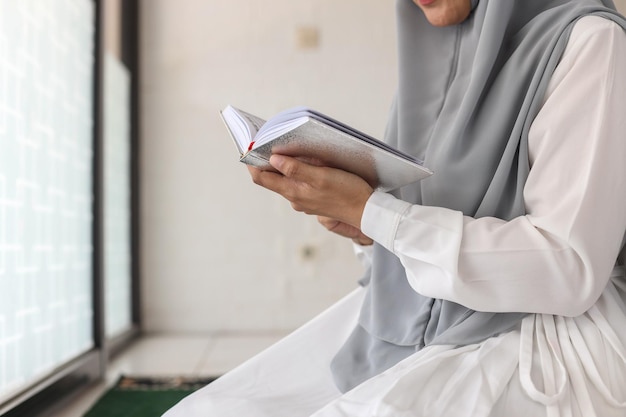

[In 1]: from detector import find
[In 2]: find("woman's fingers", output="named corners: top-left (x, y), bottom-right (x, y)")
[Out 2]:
top-left (247, 154), bottom-right (373, 227)
top-left (317, 216), bottom-right (374, 246)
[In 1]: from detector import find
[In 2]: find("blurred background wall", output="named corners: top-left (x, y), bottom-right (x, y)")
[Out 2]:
top-left (140, 0), bottom-right (398, 333)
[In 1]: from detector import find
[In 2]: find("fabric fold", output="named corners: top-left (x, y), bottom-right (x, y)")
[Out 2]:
top-left (331, 0), bottom-right (626, 392)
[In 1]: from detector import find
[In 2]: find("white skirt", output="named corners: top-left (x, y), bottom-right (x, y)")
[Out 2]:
top-left (163, 278), bottom-right (626, 417)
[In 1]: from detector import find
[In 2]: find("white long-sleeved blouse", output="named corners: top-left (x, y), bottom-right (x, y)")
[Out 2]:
top-left (360, 16), bottom-right (626, 317)
top-left (164, 16), bottom-right (626, 417)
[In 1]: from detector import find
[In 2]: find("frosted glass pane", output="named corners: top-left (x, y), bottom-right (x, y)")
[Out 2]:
top-left (104, 53), bottom-right (132, 338)
top-left (0, 0), bottom-right (94, 402)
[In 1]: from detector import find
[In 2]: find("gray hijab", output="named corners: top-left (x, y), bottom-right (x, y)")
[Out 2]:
top-left (331, 0), bottom-right (626, 392)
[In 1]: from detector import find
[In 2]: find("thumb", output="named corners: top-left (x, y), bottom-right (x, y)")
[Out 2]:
top-left (269, 154), bottom-right (316, 181)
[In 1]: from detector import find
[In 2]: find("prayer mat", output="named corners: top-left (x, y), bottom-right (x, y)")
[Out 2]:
top-left (83, 375), bottom-right (218, 417)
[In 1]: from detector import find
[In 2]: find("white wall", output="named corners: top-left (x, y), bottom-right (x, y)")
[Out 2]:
top-left (140, 0), bottom-right (398, 333)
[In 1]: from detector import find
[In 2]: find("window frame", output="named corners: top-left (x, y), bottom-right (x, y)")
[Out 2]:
top-left (0, 0), bottom-right (141, 414)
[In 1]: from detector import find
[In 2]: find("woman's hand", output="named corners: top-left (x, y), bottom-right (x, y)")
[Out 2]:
top-left (247, 154), bottom-right (374, 229)
top-left (317, 216), bottom-right (374, 246)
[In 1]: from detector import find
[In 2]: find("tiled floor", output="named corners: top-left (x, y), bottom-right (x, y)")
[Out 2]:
top-left (42, 332), bottom-right (287, 417)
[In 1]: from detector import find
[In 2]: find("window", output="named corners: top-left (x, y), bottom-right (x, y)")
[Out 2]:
top-left (0, 0), bottom-right (140, 413)
top-left (0, 0), bottom-right (95, 403)
top-left (103, 0), bottom-right (133, 340)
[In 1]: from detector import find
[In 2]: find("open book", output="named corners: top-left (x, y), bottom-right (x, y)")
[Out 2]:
top-left (219, 105), bottom-right (432, 192)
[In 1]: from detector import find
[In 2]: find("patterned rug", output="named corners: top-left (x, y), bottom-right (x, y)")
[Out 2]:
top-left (83, 375), bottom-right (218, 417)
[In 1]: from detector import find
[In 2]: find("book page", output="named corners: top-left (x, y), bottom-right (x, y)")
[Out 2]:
top-left (236, 109), bottom-right (266, 137)
top-left (221, 106), bottom-right (267, 154)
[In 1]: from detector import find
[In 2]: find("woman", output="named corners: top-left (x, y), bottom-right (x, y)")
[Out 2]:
top-left (165, 0), bottom-right (626, 415)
